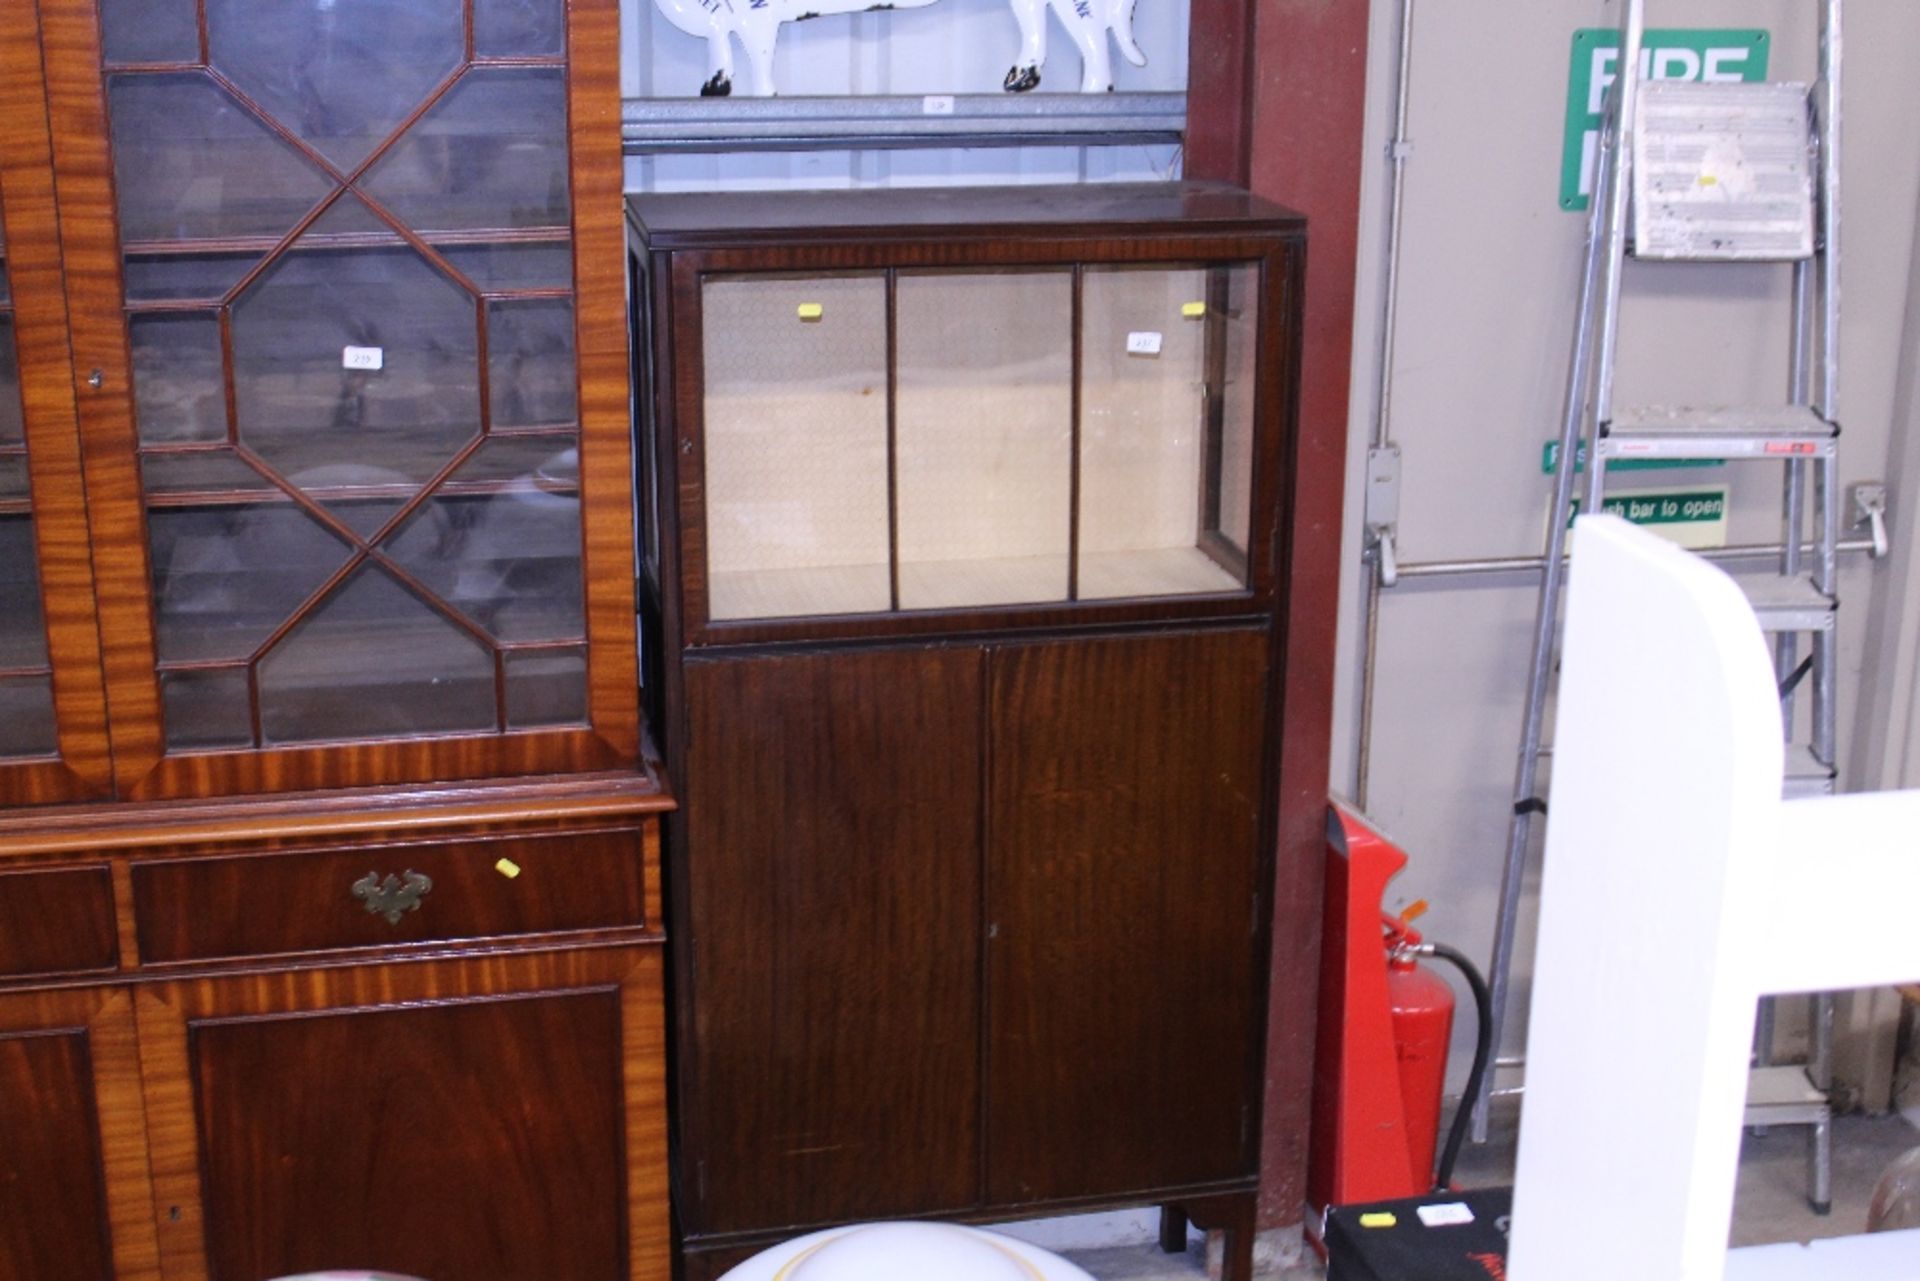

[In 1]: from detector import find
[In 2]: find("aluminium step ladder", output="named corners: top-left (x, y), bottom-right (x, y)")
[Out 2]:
top-left (1479, 0), bottom-right (1845, 1212)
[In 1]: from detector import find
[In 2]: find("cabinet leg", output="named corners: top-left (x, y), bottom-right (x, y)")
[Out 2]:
top-left (1181, 1192), bottom-right (1256, 1281)
top-left (1158, 1205), bottom-right (1189, 1254)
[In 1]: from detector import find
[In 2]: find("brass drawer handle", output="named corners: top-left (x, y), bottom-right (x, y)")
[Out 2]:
top-left (352, 870), bottom-right (433, 925)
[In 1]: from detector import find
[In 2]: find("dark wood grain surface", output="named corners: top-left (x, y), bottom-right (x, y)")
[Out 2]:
top-left (0, 768), bottom-right (670, 861)
top-left (0, 864), bottom-right (116, 977)
top-left (0, 986), bottom-right (160, 1280)
top-left (135, 945), bottom-right (669, 1281)
top-left (39, 0), bottom-right (166, 794)
top-left (0, 1030), bottom-right (114, 1281)
top-left (629, 182), bottom-right (1302, 249)
top-left (680, 647), bottom-right (986, 1233)
top-left (985, 628), bottom-right (1270, 1203)
top-left (191, 988), bottom-right (625, 1281)
top-left (0, 0), bottom-right (112, 808)
top-left (132, 825), bottom-right (652, 964)
top-left (568, 0), bottom-right (644, 770)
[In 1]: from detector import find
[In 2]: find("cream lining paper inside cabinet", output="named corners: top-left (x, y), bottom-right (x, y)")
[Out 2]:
top-left (700, 267), bottom-right (1250, 621)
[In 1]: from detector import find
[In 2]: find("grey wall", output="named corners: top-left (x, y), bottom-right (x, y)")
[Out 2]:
top-left (1336, 0), bottom-right (1920, 1093)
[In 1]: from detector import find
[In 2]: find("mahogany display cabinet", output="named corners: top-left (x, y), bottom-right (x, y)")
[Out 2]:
top-left (628, 183), bottom-right (1309, 1280)
top-left (0, 1), bottom-right (672, 1278)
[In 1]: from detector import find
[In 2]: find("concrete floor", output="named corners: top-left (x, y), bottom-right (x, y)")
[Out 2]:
top-left (1060, 1105), bottom-right (1920, 1279)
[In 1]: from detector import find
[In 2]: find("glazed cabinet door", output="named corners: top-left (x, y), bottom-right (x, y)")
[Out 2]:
top-left (39, 0), bottom-right (637, 800)
top-left (132, 947), bottom-right (669, 1281)
top-left (0, 0), bottom-right (112, 806)
top-left (0, 986), bottom-right (163, 1281)
top-left (985, 627), bottom-right (1270, 1203)
top-left (680, 258), bottom-right (1268, 640)
top-left (678, 648), bottom-right (984, 1234)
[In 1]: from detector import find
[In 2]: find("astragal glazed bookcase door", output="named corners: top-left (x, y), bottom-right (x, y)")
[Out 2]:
top-left (41, 0), bottom-right (638, 801)
top-left (0, 0), bottom-right (112, 808)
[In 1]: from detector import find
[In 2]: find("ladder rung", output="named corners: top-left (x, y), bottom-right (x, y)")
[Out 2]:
top-left (1736, 574), bottom-right (1835, 633)
top-left (1783, 745), bottom-right (1836, 799)
top-left (1744, 1063), bottom-right (1830, 1128)
top-left (1600, 405), bottom-right (1835, 459)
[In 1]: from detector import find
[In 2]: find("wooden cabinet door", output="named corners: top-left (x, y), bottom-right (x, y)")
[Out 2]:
top-left (0, 986), bottom-right (162, 1281)
top-left (985, 627), bottom-right (1270, 1203)
top-left (133, 947), bottom-right (668, 1281)
top-left (0, 0), bottom-right (112, 806)
top-left (679, 648), bottom-right (984, 1234)
top-left (37, 0), bottom-right (638, 801)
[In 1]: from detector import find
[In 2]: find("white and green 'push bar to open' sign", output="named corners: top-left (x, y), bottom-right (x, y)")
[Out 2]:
top-left (1560, 27), bottom-right (1770, 211)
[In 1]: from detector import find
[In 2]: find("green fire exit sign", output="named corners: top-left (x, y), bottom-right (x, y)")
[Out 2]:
top-left (1561, 28), bottom-right (1771, 211)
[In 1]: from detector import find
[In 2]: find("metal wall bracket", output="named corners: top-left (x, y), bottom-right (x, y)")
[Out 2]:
top-left (1850, 481), bottom-right (1889, 558)
top-left (621, 92), bottom-right (1185, 154)
top-left (1366, 445), bottom-right (1402, 586)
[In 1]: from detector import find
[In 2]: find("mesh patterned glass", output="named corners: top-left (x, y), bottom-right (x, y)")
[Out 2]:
top-left (100, 0), bottom-right (585, 749)
top-left (0, 201), bottom-right (57, 757)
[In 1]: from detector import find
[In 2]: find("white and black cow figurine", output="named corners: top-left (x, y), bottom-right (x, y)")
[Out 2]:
top-left (652, 0), bottom-right (1145, 98)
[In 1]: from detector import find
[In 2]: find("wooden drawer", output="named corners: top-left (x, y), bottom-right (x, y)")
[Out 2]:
top-left (131, 827), bottom-right (652, 964)
top-left (0, 866), bottom-right (118, 979)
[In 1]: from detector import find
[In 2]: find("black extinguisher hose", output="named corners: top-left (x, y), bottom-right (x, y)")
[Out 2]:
top-left (1420, 941), bottom-right (1493, 1192)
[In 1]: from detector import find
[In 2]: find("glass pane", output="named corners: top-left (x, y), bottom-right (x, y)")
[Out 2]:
top-left (132, 313), bottom-right (227, 443)
top-left (474, 0), bottom-right (566, 59)
top-left (101, 0), bottom-right (199, 64)
top-left (0, 516), bottom-right (49, 670)
top-left (362, 68), bottom-right (570, 233)
top-left (205, 0), bottom-right (464, 171)
top-left (1077, 266), bottom-right (1249, 601)
top-left (257, 566), bottom-right (495, 743)
top-left (504, 647), bottom-right (585, 729)
top-left (438, 239), bottom-right (572, 292)
top-left (0, 676), bottom-right (56, 757)
top-left (0, 316), bottom-right (22, 445)
top-left (147, 504), bottom-right (350, 661)
top-left (1216, 267), bottom-right (1258, 554)
top-left (0, 455), bottom-right (27, 502)
top-left (488, 298), bottom-right (577, 428)
top-left (231, 194), bottom-right (481, 505)
top-left (108, 73), bottom-right (334, 244)
top-left (124, 252), bottom-right (263, 305)
top-left (896, 271), bottom-right (1071, 610)
top-left (382, 438), bottom-right (583, 643)
top-left (161, 667), bottom-right (254, 749)
top-left (141, 449), bottom-right (268, 498)
top-left (441, 433), bottom-right (576, 487)
top-left (702, 274), bottom-right (890, 621)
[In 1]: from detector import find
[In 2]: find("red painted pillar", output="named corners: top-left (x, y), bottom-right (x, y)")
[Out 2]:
top-left (1249, 0), bottom-right (1372, 1232)
top-left (1188, 0), bottom-right (1375, 1234)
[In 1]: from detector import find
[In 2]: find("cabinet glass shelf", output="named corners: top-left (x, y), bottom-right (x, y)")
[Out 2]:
top-left (699, 262), bottom-right (1258, 622)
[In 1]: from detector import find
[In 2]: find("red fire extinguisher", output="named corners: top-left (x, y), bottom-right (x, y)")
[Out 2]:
top-left (1308, 803), bottom-right (1495, 1233)
top-left (1384, 901), bottom-right (1455, 1186)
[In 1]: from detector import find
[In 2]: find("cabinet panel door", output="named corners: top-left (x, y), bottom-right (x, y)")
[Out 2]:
top-left (986, 628), bottom-right (1269, 1202)
top-left (0, 987), bottom-right (162, 1281)
top-left (40, 0), bottom-right (637, 800)
top-left (681, 648), bottom-right (983, 1233)
top-left (134, 947), bottom-right (669, 1281)
top-left (0, 0), bottom-right (112, 806)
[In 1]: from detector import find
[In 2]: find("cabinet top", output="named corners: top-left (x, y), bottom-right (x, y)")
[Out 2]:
top-left (626, 181), bottom-right (1304, 250)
